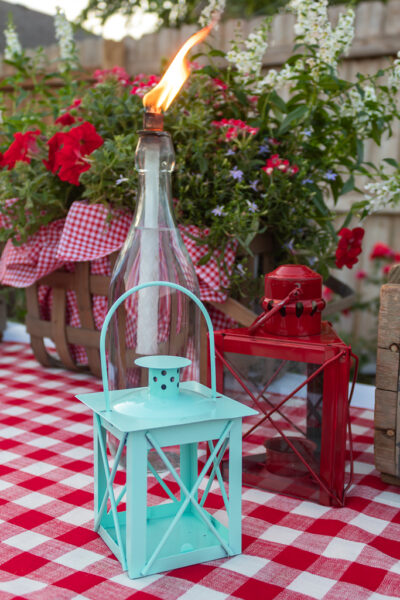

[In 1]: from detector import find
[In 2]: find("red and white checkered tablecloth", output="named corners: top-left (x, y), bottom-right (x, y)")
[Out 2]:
top-left (0, 341), bottom-right (400, 599)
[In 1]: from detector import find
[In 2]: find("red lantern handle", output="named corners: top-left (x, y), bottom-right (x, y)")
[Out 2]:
top-left (248, 285), bottom-right (301, 335)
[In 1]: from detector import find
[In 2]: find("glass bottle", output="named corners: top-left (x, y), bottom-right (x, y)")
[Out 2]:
top-left (107, 125), bottom-right (200, 400)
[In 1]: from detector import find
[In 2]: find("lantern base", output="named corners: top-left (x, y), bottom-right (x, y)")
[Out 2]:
top-left (98, 508), bottom-right (231, 578)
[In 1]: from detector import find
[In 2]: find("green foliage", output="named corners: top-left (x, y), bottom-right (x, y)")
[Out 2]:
top-left (1, 8), bottom-right (400, 293)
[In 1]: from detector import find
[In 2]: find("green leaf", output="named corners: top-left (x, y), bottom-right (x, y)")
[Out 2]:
top-left (232, 87), bottom-right (248, 105)
top-left (197, 251), bottom-right (213, 266)
top-left (207, 49), bottom-right (226, 58)
top-left (278, 105), bottom-right (308, 135)
top-left (384, 158), bottom-right (399, 168)
top-left (340, 175), bottom-right (354, 195)
top-left (269, 90), bottom-right (286, 113)
top-left (356, 139), bottom-right (364, 164)
top-left (340, 211), bottom-right (353, 229)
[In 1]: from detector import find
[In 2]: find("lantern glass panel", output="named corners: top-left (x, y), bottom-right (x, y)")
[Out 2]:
top-left (222, 353), bottom-right (325, 502)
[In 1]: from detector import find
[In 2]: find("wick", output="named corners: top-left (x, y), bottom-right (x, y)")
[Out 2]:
top-left (143, 110), bottom-right (164, 131)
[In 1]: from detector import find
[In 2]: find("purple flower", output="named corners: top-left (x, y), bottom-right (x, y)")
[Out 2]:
top-left (230, 166), bottom-right (244, 181)
top-left (325, 170), bottom-right (337, 181)
top-left (302, 178), bottom-right (314, 185)
top-left (225, 149), bottom-right (236, 156)
top-left (258, 144), bottom-right (269, 155)
top-left (285, 238), bottom-right (296, 254)
top-left (212, 205), bottom-right (226, 217)
top-left (302, 128), bottom-right (312, 137)
top-left (247, 200), bottom-right (259, 213)
top-left (236, 263), bottom-right (245, 275)
top-left (250, 179), bottom-right (259, 191)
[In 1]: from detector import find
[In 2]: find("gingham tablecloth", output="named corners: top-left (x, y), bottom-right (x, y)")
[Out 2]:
top-left (0, 341), bottom-right (400, 599)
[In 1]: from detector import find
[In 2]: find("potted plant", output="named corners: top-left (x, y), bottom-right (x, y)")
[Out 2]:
top-left (1, 2), bottom-right (400, 373)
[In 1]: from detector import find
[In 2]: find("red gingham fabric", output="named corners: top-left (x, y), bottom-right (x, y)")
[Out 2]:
top-left (179, 225), bottom-right (237, 303)
top-left (0, 341), bottom-right (400, 599)
top-left (0, 202), bottom-right (239, 363)
top-left (0, 219), bottom-right (66, 287)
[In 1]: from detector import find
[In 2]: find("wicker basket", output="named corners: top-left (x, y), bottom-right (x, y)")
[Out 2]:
top-left (24, 253), bottom-right (257, 381)
top-left (25, 256), bottom-right (118, 378)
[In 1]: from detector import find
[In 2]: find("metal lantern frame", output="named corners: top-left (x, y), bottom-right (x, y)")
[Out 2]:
top-left (212, 322), bottom-right (358, 507)
top-left (76, 281), bottom-right (256, 579)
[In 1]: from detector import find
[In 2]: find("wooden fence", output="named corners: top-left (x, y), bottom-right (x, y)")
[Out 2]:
top-left (2, 0), bottom-right (400, 342)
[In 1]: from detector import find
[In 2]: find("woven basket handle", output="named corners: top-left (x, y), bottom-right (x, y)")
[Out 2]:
top-left (99, 281), bottom-right (217, 412)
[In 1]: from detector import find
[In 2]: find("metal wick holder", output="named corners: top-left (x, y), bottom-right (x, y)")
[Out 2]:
top-left (136, 355), bottom-right (191, 404)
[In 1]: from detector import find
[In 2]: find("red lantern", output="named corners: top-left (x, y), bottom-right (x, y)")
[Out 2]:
top-left (212, 265), bottom-right (358, 507)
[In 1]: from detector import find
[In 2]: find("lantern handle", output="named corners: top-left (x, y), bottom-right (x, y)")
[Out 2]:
top-left (99, 281), bottom-right (217, 412)
top-left (248, 285), bottom-right (301, 335)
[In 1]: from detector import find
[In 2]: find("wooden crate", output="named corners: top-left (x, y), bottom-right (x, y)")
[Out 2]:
top-left (375, 264), bottom-right (400, 486)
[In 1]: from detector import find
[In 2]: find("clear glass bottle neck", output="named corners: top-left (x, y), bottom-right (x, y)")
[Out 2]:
top-left (133, 130), bottom-right (177, 230)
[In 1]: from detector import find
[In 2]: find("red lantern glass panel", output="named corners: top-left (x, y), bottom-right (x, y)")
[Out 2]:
top-left (213, 322), bottom-right (355, 507)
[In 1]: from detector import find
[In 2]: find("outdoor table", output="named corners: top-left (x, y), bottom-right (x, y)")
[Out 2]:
top-left (0, 340), bottom-right (399, 599)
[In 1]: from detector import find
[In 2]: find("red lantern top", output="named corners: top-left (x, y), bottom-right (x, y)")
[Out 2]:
top-left (249, 264), bottom-right (325, 337)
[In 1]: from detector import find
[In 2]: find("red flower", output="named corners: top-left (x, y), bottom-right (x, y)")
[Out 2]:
top-left (55, 99), bottom-right (82, 126)
top-left (335, 227), bottom-right (364, 269)
top-left (383, 264), bottom-right (392, 275)
top-left (211, 118), bottom-right (259, 139)
top-left (1, 130), bottom-right (41, 170)
top-left (55, 112), bottom-right (76, 126)
top-left (130, 74), bottom-right (161, 96)
top-left (356, 269), bottom-right (367, 280)
top-left (68, 121), bottom-right (104, 155)
top-left (94, 66), bottom-right (130, 85)
top-left (370, 242), bottom-right (395, 260)
top-left (67, 98), bottom-right (82, 110)
top-left (43, 121), bottom-right (103, 186)
top-left (262, 154), bottom-right (298, 176)
top-left (212, 78), bottom-right (228, 91)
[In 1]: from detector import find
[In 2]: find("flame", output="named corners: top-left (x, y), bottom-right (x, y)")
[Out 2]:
top-left (143, 24), bottom-right (213, 113)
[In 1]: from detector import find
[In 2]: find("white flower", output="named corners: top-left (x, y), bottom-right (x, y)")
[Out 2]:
top-left (255, 63), bottom-right (297, 93)
top-left (54, 7), bottom-right (77, 71)
top-left (199, 0), bottom-right (226, 28)
top-left (116, 175), bottom-right (129, 185)
top-left (341, 84), bottom-right (381, 137)
top-left (4, 20), bottom-right (22, 61)
top-left (226, 20), bottom-right (269, 84)
top-left (388, 51), bottom-right (400, 91)
top-left (365, 176), bottom-right (400, 213)
top-left (169, 0), bottom-right (188, 25)
top-left (289, 0), bottom-right (354, 75)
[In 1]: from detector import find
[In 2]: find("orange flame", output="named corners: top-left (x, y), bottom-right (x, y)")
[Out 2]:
top-left (143, 24), bottom-right (213, 113)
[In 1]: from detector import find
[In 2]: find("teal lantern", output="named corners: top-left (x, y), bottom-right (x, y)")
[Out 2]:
top-left (76, 282), bottom-right (257, 579)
